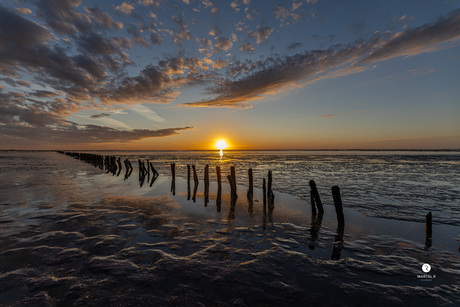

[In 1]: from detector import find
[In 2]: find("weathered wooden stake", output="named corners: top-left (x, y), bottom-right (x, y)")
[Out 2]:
top-left (187, 165), bottom-right (191, 200)
top-left (204, 165), bottom-right (209, 190)
top-left (267, 170), bottom-right (275, 214)
top-left (247, 168), bottom-right (253, 201)
top-left (263, 178), bottom-right (267, 212)
top-left (204, 165), bottom-right (209, 207)
top-left (216, 166), bottom-right (222, 212)
top-left (331, 186), bottom-right (345, 227)
top-left (192, 165), bottom-right (199, 186)
top-left (426, 212), bottom-right (432, 247)
top-left (263, 178), bottom-right (267, 230)
top-left (247, 168), bottom-right (254, 214)
top-left (216, 166), bottom-right (222, 189)
top-left (309, 180), bottom-right (324, 215)
top-left (170, 163), bottom-right (176, 195)
top-left (230, 166), bottom-right (237, 194)
top-left (149, 162), bottom-right (159, 187)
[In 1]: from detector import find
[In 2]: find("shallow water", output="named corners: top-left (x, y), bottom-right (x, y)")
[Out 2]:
top-left (88, 150), bottom-right (460, 226)
top-left (0, 151), bottom-right (459, 306)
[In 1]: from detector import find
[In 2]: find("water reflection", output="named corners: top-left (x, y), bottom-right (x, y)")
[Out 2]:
top-left (331, 224), bottom-right (345, 260)
top-left (309, 214), bottom-right (323, 250)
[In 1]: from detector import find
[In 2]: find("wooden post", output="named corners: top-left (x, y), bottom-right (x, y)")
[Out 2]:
top-left (426, 212), bottom-right (432, 247)
top-left (192, 165), bottom-right (198, 186)
top-left (216, 166), bottom-right (222, 212)
top-left (204, 165), bottom-right (209, 207)
top-left (309, 180), bottom-right (324, 215)
top-left (226, 166), bottom-right (237, 200)
top-left (216, 166), bottom-right (222, 189)
top-left (170, 163), bottom-right (176, 195)
top-left (263, 178), bottom-right (267, 213)
top-left (267, 170), bottom-right (272, 201)
top-left (204, 165), bottom-right (209, 191)
top-left (247, 168), bottom-right (253, 201)
top-left (187, 165), bottom-right (191, 200)
top-left (267, 170), bottom-right (275, 213)
top-left (331, 186), bottom-right (345, 227)
top-left (247, 168), bottom-right (253, 214)
top-left (263, 178), bottom-right (267, 230)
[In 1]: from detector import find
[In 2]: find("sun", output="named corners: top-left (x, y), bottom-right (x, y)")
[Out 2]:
top-left (215, 139), bottom-right (228, 150)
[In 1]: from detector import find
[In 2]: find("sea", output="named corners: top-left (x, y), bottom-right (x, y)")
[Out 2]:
top-left (0, 150), bottom-right (459, 306)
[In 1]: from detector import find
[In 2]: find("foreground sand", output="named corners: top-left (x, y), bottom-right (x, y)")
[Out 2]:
top-left (1, 173), bottom-right (460, 306)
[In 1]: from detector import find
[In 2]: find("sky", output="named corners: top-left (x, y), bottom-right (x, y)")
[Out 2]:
top-left (0, 0), bottom-right (459, 150)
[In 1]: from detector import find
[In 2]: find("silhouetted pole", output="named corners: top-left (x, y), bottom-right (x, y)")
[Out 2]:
top-left (204, 164), bottom-right (209, 207)
top-left (247, 168), bottom-right (253, 214)
top-left (247, 168), bottom-right (253, 200)
top-left (216, 166), bottom-right (222, 190)
top-left (204, 165), bottom-right (209, 190)
top-left (267, 170), bottom-right (275, 214)
top-left (170, 162), bottom-right (176, 195)
top-left (426, 212), bottom-right (432, 247)
top-left (187, 165), bottom-right (191, 200)
top-left (263, 178), bottom-right (267, 230)
top-left (309, 180), bottom-right (324, 215)
top-left (216, 166), bottom-right (222, 212)
top-left (230, 166), bottom-right (237, 195)
top-left (192, 165), bottom-right (199, 186)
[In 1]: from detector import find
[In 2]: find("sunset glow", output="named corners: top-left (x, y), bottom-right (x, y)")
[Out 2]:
top-left (0, 1), bottom-right (459, 150)
top-left (215, 140), bottom-right (228, 150)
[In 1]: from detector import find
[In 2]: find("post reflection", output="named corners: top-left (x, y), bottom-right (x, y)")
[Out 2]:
top-left (331, 224), bottom-right (345, 260)
top-left (309, 213), bottom-right (323, 250)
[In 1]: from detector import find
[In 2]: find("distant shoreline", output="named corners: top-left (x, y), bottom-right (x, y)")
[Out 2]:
top-left (1, 149), bottom-right (460, 152)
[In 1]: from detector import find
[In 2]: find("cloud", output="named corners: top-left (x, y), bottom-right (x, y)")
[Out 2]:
top-left (322, 110), bottom-right (364, 119)
top-left (183, 9), bottom-right (460, 109)
top-left (274, 4), bottom-right (302, 23)
top-left (182, 40), bottom-right (377, 108)
top-left (35, 0), bottom-right (91, 35)
top-left (115, 2), bottom-right (135, 15)
top-left (214, 37), bottom-right (233, 52)
top-left (0, 6), bottom-right (52, 48)
top-left (15, 7), bottom-right (32, 15)
top-left (0, 123), bottom-right (194, 144)
top-left (129, 104), bottom-right (166, 122)
top-left (90, 113), bottom-right (111, 118)
top-left (84, 6), bottom-right (123, 30)
top-left (127, 23), bottom-right (150, 46)
top-left (239, 42), bottom-right (255, 53)
top-left (0, 77), bottom-right (31, 87)
top-left (171, 14), bottom-right (192, 44)
top-left (150, 31), bottom-right (162, 44)
top-left (251, 27), bottom-right (274, 44)
top-left (406, 67), bottom-right (437, 76)
top-left (361, 9), bottom-right (460, 64)
top-left (0, 86), bottom-right (192, 144)
top-left (287, 42), bottom-right (303, 51)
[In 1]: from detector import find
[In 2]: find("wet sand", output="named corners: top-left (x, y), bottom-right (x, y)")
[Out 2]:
top-left (0, 152), bottom-right (459, 306)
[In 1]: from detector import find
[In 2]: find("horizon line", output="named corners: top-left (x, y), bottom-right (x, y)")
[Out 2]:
top-left (1, 148), bottom-right (460, 152)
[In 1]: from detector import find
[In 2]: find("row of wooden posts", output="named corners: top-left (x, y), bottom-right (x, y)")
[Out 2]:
top-left (58, 151), bottom-right (433, 249)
